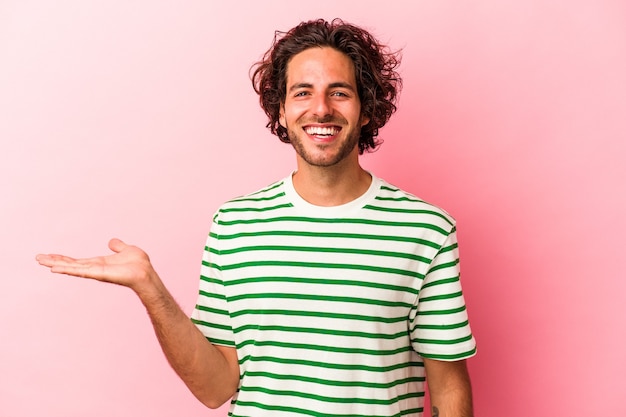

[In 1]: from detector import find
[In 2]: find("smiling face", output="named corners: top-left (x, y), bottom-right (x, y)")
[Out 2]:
top-left (279, 47), bottom-right (370, 169)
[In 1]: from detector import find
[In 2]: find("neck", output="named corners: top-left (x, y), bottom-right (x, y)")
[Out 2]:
top-left (292, 159), bottom-right (372, 207)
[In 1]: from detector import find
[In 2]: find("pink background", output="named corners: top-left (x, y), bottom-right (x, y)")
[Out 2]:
top-left (1, 1), bottom-right (625, 416)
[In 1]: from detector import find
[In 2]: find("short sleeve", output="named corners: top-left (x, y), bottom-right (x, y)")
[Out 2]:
top-left (410, 227), bottom-right (477, 360)
top-left (190, 212), bottom-right (236, 347)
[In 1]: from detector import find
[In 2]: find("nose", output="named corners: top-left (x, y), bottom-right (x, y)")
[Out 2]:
top-left (312, 94), bottom-right (332, 118)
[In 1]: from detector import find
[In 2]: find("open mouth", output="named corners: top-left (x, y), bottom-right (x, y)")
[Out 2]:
top-left (304, 125), bottom-right (341, 138)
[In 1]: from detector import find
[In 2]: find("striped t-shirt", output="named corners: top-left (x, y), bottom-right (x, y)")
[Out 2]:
top-left (191, 173), bottom-right (476, 416)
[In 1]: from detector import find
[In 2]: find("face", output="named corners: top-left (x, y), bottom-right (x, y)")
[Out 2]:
top-left (279, 47), bottom-right (369, 168)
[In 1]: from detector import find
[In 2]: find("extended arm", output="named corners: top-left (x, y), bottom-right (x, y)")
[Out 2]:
top-left (424, 358), bottom-right (473, 417)
top-left (36, 238), bottom-right (239, 409)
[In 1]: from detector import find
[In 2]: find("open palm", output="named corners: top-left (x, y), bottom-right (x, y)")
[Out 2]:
top-left (36, 238), bottom-right (154, 290)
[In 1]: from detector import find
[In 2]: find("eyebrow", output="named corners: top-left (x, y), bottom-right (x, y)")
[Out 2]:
top-left (288, 82), bottom-right (356, 92)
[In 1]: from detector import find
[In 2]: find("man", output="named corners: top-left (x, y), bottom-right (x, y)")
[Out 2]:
top-left (37, 19), bottom-right (476, 416)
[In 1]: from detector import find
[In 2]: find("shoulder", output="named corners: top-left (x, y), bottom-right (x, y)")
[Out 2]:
top-left (368, 177), bottom-right (457, 234)
top-left (212, 178), bottom-right (291, 223)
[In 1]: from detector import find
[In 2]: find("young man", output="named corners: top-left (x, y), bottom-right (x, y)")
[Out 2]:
top-left (37, 19), bottom-right (476, 416)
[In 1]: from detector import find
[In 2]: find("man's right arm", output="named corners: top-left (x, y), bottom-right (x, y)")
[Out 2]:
top-left (136, 271), bottom-right (239, 408)
top-left (36, 238), bottom-right (240, 409)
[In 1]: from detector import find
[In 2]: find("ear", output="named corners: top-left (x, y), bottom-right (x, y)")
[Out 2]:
top-left (279, 104), bottom-right (286, 128)
top-left (360, 113), bottom-right (370, 127)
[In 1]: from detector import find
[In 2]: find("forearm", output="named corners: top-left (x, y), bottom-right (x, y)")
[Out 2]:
top-left (429, 384), bottom-right (473, 417)
top-left (425, 358), bottom-right (473, 417)
top-left (135, 273), bottom-right (239, 408)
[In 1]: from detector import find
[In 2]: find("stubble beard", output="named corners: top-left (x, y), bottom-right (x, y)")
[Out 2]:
top-left (286, 118), bottom-right (362, 168)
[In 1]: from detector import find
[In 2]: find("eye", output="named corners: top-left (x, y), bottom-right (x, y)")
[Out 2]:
top-left (331, 91), bottom-right (349, 98)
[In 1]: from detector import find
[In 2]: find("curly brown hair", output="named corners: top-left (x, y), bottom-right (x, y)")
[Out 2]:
top-left (251, 18), bottom-right (402, 154)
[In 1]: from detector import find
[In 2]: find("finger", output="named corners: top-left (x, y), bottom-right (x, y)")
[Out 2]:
top-left (45, 257), bottom-right (105, 278)
top-left (34, 254), bottom-right (94, 277)
top-left (108, 238), bottom-right (127, 253)
top-left (50, 263), bottom-right (97, 278)
top-left (36, 254), bottom-right (78, 267)
top-left (36, 253), bottom-right (104, 268)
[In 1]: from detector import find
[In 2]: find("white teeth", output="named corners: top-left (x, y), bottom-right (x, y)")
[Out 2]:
top-left (305, 126), bottom-right (339, 136)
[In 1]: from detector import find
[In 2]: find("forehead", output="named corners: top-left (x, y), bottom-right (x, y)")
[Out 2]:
top-left (285, 47), bottom-right (357, 87)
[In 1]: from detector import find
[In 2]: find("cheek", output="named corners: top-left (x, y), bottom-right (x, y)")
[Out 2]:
top-left (281, 103), bottom-right (307, 127)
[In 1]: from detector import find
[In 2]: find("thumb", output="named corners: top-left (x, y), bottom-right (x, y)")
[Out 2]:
top-left (108, 238), bottom-right (127, 253)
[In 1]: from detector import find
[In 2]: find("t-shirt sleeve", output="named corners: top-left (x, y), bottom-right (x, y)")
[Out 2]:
top-left (410, 226), bottom-right (477, 360)
top-left (190, 212), bottom-right (236, 348)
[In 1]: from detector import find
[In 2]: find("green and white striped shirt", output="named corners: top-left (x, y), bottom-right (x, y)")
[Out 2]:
top-left (192, 173), bottom-right (476, 416)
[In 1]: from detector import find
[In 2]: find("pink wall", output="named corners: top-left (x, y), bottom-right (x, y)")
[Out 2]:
top-left (2, 1), bottom-right (625, 416)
